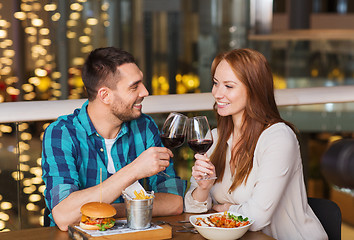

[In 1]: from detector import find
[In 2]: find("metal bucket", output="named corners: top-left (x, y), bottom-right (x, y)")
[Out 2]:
top-left (123, 192), bottom-right (154, 229)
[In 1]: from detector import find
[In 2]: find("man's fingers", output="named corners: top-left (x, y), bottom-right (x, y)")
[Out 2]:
top-left (159, 159), bottom-right (170, 167)
top-left (154, 146), bottom-right (173, 157)
top-left (155, 149), bottom-right (173, 161)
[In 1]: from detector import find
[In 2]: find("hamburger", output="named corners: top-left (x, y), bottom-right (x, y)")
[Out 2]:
top-left (80, 202), bottom-right (116, 231)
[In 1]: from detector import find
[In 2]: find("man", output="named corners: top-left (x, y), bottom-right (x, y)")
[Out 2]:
top-left (42, 47), bottom-right (186, 231)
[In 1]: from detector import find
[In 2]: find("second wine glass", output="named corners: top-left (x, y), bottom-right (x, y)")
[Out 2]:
top-left (187, 116), bottom-right (216, 181)
top-left (160, 112), bottom-right (187, 149)
top-left (158, 112), bottom-right (187, 178)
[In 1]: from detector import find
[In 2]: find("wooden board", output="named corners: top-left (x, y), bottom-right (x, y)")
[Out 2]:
top-left (68, 224), bottom-right (172, 240)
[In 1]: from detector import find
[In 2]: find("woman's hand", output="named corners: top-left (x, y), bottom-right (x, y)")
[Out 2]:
top-left (212, 203), bottom-right (232, 212)
top-left (192, 154), bottom-right (216, 189)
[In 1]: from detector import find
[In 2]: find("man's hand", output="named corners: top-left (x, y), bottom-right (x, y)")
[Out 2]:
top-left (52, 147), bottom-right (173, 231)
top-left (132, 147), bottom-right (173, 179)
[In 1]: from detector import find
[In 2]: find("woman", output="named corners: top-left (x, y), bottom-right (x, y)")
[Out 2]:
top-left (184, 48), bottom-right (327, 240)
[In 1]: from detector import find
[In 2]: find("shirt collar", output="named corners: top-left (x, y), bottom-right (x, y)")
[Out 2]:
top-left (77, 100), bottom-right (97, 136)
top-left (77, 100), bottom-right (129, 138)
top-left (117, 121), bottom-right (128, 138)
top-left (227, 133), bottom-right (233, 147)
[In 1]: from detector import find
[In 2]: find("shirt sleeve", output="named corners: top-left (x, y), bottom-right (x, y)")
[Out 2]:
top-left (230, 125), bottom-right (300, 231)
top-left (144, 115), bottom-right (187, 197)
top-left (184, 176), bottom-right (213, 213)
top-left (41, 122), bottom-right (80, 214)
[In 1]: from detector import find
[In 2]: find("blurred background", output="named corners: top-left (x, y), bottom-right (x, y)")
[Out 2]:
top-left (0, 0), bottom-right (354, 238)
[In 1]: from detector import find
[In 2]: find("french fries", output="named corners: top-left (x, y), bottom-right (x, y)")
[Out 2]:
top-left (133, 190), bottom-right (153, 200)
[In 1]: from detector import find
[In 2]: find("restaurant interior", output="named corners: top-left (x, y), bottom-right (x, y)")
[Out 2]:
top-left (0, 0), bottom-right (354, 239)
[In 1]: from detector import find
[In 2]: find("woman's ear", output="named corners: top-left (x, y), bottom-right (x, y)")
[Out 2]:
top-left (96, 87), bottom-right (111, 104)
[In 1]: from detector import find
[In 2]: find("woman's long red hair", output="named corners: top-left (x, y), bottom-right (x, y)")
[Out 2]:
top-left (210, 48), bottom-right (296, 192)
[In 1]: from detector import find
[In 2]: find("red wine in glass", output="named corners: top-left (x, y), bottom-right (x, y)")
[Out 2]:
top-left (187, 139), bottom-right (213, 154)
top-left (160, 134), bottom-right (185, 149)
top-left (187, 116), bottom-right (216, 181)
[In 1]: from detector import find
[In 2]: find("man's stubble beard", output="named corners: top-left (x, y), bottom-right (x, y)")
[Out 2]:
top-left (111, 101), bottom-right (142, 122)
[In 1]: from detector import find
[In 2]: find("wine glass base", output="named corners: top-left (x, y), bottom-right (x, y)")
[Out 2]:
top-left (196, 176), bottom-right (217, 181)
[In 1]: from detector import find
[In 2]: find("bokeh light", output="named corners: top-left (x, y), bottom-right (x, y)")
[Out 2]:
top-left (0, 202), bottom-right (12, 210)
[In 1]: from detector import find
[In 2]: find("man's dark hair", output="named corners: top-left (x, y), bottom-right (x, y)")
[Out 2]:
top-left (82, 47), bottom-right (136, 101)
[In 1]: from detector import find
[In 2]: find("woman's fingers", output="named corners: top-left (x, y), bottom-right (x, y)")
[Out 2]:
top-left (192, 155), bottom-right (216, 183)
top-left (194, 160), bottom-right (215, 174)
top-left (194, 153), bottom-right (209, 160)
top-left (192, 166), bottom-right (215, 180)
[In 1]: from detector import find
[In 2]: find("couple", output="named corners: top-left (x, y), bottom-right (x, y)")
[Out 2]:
top-left (42, 47), bottom-right (327, 239)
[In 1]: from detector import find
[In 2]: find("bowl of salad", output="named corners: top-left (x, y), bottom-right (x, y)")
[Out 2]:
top-left (189, 211), bottom-right (253, 240)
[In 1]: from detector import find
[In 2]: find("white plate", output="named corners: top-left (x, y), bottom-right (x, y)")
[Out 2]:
top-left (189, 212), bottom-right (253, 240)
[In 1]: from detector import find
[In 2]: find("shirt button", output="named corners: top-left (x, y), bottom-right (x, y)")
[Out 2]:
top-left (96, 133), bottom-right (99, 137)
top-left (204, 203), bottom-right (207, 206)
top-left (100, 148), bottom-right (104, 152)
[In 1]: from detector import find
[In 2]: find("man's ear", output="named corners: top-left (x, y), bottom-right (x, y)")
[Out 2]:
top-left (96, 87), bottom-right (111, 104)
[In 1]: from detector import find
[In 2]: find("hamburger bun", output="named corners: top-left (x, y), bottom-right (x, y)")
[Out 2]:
top-left (79, 221), bottom-right (101, 230)
top-left (79, 220), bottom-right (115, 230)
top-left (80, 202), bottom-right (116, 218)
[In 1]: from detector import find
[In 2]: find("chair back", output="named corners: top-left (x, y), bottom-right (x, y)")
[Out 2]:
top-left (308, 197), bottom-right (341, 240)
top-left (44, 207), bottom-right (51, 227)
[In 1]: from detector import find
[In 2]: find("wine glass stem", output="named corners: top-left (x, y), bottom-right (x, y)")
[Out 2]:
top-left (157, 171), bottom-right (170, 178)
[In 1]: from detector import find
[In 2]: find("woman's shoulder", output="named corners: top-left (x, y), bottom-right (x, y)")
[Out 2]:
top-left (255, 122), bottom-right (301, 166)
top-left (259, 122), bottom-right (298, 146)
top-left (263, 122), bottom-right (295, 137)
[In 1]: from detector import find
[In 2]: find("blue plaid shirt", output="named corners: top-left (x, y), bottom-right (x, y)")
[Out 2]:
top-left (42, 100), bottom-right (186, 226)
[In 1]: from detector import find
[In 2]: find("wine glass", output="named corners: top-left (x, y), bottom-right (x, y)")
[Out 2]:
top-left (160, 112), bottom-right (187, 149)
top-left (187, 116), bottom-right (216, 181)
top-left (158, 112), bottom-right (187, 177)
